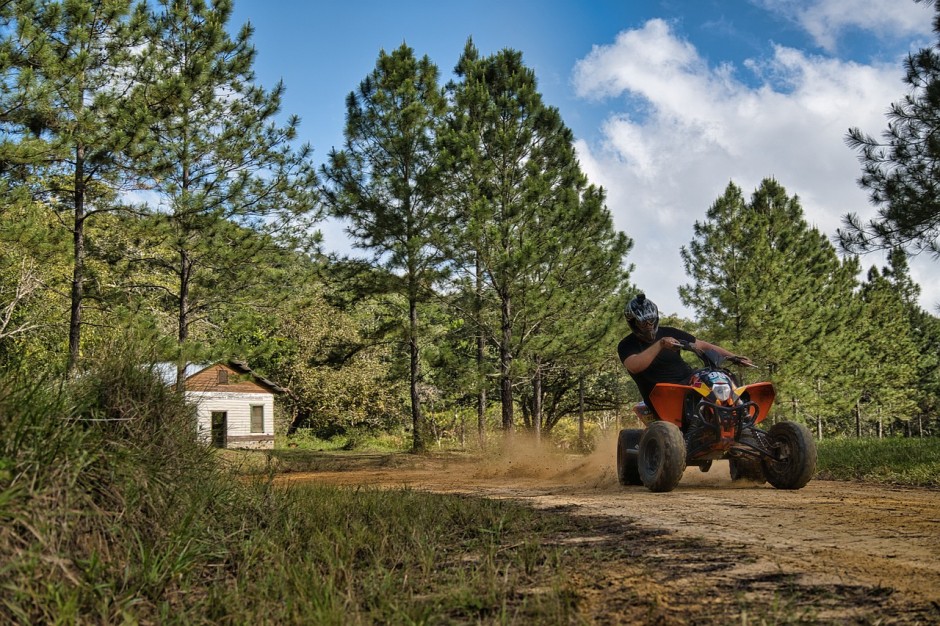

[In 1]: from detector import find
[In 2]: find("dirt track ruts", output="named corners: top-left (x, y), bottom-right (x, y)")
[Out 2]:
top-left (277, 447), bottom-right (940, 623)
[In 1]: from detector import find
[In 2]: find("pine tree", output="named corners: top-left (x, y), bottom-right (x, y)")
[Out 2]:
top-left (436, 43), bottom-right (495, 443)
top-left (678, 182), bottom-right (752, 347)
top-left (882, 248), bottom-right (940, 432)
top-left (320, 43), bottom-right (448, 452)
top-left (441, 40), bottom-right (633, 435)
top-left (516, 184), bottom-right (631, 439)
top-left (135, 0), bottom-right (318, 383)
top-left (840, 0), bottom-right (940, 256)
top-left (1, 0), bottom-right (151, 374)
top-left (681, 179), bottom-right (861, 433)
top-left (857, 264), bottom-right (920, 434)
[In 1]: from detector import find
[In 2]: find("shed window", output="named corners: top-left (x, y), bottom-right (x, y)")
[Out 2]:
top-left (250, 405), bottom-right (264, 433)
top-left (217, 369), bottom-right (228, 384)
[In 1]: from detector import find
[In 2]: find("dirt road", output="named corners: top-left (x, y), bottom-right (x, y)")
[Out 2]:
top-left (279, 443), bottom-right (940, 623)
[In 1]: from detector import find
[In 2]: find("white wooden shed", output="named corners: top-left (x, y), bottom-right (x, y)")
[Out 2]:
top-left (158, 361), bottom-right (283, 450)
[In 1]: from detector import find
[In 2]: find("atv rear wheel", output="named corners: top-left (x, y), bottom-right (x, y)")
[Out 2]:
top-left (638, 421), bottom-right (687, 492)
top-left (762, 421), bottom-right (816, 490)
top-left (617, 429), bottom-right (643, 485)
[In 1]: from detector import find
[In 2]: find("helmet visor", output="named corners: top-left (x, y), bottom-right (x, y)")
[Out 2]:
top-left (634, 318), bottom-right (658, 342)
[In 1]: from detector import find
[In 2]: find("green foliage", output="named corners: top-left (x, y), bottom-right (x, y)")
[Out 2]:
top-left (2, 0), bottom-right (157, 372)
top-left (321, 42), bottom-right (449, 452)
top-left (271, 288), bottom-right (405, 434)
top-left (856, 261), bottom-right (921, 427)
top-left (440, 40), bottom-right (633, 435)
top-left (136, 0), bottom-right (319, 356)
top-left (841, 1), bottom-right (940, 256)
top-left (881, 249), bottom-right (940, 424)
top-left (1, 0), bottom-right (318, 376)
top-left (0, 198), bottom-right (70, 372)
top-left (680, 179), bottom-right (862, 428)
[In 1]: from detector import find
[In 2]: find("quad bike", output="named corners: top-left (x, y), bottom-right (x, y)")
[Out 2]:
top-left (617, 341), bottom-right (816, 493)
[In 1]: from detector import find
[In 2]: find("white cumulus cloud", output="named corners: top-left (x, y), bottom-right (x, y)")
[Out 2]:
top-left (754, 0), bottom-right (933, 52)
top-left (572, 15), bottom-right (938, 316)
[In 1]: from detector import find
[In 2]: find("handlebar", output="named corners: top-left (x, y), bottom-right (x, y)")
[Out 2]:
top-left (675, 340), bottom-right (756, 368)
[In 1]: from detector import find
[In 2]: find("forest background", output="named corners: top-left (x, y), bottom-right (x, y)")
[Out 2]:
top-left (1, 0), bottom-right (939, 453)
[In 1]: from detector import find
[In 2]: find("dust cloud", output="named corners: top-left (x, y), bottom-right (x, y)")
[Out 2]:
top-left (465, 428), bottom-right (738, 490)
top-left (466, 429), bottom-right (622, 489)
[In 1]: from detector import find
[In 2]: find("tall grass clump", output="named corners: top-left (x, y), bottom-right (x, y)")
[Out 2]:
top-left (0, 341), bottom-right (236, 623)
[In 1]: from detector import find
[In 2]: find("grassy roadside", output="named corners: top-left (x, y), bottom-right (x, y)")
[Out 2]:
top-left (816, 436), bottom-right (940, 487)
top-left (2, 353), bottom-right (937, 623)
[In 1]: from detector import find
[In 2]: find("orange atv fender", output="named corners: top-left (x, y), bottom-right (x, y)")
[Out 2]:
top-left (648, 383), bottom-right (699, 427)
top-left (649, 380), bottom-right (777, 426)
top-left (735, 382), bottom-right (775, 424)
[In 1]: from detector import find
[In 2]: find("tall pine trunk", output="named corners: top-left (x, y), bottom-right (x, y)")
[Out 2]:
top-left (410, 295), bottom-right (426, 451)
top-left (855, 399), bottom-right (862, 438)
top-left (578, 376), bottom-right (585, 449)
top-left (500, 292), bottom-right (513, 431)
top-left (476, 255), bottom-right (486, 446)
top-left (532, 357), bottom-right (542, 443)
top-left (176, 247), bottom-right (192, 392)
top-left (67, 144), bottom-right (86, 376)
top-left (176, 153), bottom-right (192, 391)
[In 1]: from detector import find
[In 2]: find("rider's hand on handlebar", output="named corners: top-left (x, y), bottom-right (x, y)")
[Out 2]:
top-left (659, 337), bottom-right (682, 351)
top-left (730, 355), bottom-right (756, 367)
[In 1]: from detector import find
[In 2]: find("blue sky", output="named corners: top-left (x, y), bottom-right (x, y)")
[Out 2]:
top-left (229, 0), bottom-right (936, 316)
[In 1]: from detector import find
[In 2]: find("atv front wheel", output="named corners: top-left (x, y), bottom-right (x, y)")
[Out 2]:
top-left (762, 421), bottom-right (817, 490)
top-left (617, 429), bottom-right (643, 485)
top-left (638, 421), bottom-right (687, 492)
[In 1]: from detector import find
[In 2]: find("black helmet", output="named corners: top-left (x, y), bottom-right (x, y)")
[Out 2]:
top-left (624, 293), bottom-right (659, 342)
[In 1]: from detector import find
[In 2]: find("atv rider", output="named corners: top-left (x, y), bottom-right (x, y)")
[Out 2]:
top-left (617, 293), bottom-right (753, 409)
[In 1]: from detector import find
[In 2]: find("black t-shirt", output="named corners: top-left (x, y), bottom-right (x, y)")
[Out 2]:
top-left (617, 326), bottom-right (696, 404)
